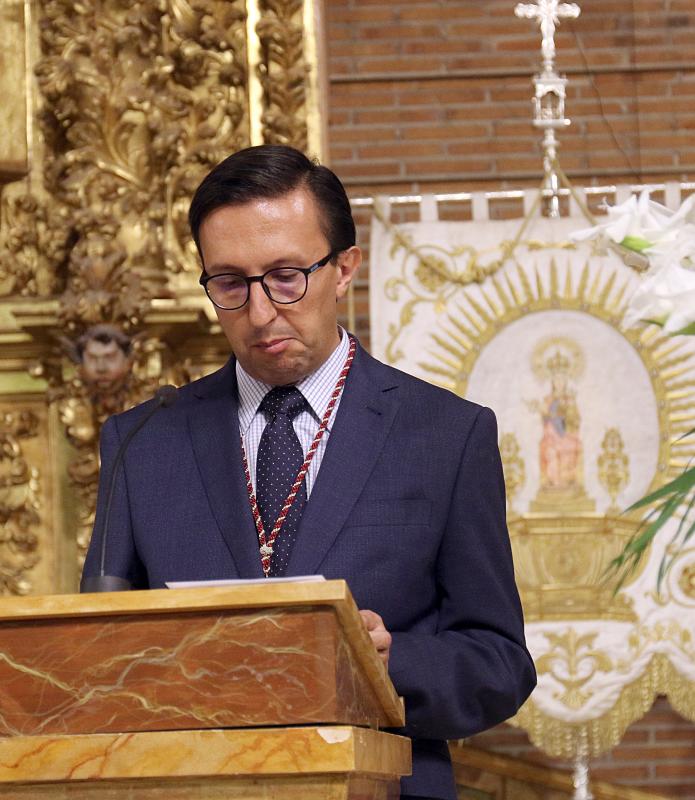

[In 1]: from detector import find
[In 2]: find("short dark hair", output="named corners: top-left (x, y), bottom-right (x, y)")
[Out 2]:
top-left (188, 145), bottom-right (356, 262)
top-left (76, 324), bottom-right (131, 359)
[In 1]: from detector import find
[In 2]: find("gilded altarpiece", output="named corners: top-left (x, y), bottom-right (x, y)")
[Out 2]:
top-left (0, 0), bottom-right (326, 595)
top-left (369, 188), bottom-right (695, 760)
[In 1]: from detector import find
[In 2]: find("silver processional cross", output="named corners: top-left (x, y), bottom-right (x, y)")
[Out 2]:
top-left (515, 0), bottom-right (581, 75)
top-left (515, 0), bottom-right (581, 217)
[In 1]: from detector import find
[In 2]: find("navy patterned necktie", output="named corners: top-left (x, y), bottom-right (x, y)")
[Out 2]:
top-left (256, 386), bottom-right (308, 576)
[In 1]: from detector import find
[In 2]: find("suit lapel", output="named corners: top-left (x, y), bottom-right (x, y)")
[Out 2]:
top-left (287, 347), bottom-right (400, 576)
top-left (187, 361), bottom-right (265, 578)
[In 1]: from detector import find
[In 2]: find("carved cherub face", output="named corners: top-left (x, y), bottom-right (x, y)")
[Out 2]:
top-left (80, 338), bottom-right (131, 390)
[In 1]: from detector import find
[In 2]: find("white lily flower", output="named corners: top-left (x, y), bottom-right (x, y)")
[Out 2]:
top-left (572, 190), bottom-right (695, 252)
top-left (645, 221), bottom-right (695, 271)
top-left (624, 262), bottom-right (695, 333)
top-left (571, 191), bottom-right (674, 252)
top-left (572, 189), bottom-right (695, 334)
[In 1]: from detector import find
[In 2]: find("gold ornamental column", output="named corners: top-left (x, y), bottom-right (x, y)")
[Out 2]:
top-left (0, 0), bottom-right (326, 596)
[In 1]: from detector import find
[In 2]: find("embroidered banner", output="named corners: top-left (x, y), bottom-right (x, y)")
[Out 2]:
top-left (369, 189), bottom-right (695, 758)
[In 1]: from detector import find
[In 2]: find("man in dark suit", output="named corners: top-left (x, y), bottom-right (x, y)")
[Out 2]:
top-left (83, 145), bottom-right (536, 800)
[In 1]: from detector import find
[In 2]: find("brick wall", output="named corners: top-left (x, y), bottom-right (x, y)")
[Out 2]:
top-left (326, 0), bottom-right (695, 193)
top-left (326, 0), bottom-right (695, 346)
top-left (325, 2), bottom-right (695, 796)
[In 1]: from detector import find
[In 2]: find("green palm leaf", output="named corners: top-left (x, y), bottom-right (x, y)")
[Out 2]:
top-left (626, 465), bottom-right (695, 511)
top-left (607, 494), bottom-right (686, 592)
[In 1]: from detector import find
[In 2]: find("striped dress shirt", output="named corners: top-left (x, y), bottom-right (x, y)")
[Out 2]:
top-left (236, 328), bottom-right (350, 496)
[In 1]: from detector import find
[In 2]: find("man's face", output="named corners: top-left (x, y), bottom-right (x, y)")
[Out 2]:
top-left (198, 187), bottom-right (361, 385)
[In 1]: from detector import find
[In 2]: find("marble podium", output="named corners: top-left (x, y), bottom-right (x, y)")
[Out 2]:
top-left (0, 580), bottom-right (410, 799)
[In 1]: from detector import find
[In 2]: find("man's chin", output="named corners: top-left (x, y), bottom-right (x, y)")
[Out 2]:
top-left (242, 348), bottom-right (309, 385)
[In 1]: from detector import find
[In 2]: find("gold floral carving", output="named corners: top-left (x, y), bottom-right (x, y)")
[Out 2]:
top-left (256, 0), bottom-right (309, 150)
top-left (35, 0), bottom-right (249, 317)
top-left (0, 410), bottom-right (41, 596)
top-left (0, 191), bottom-right (70, 297)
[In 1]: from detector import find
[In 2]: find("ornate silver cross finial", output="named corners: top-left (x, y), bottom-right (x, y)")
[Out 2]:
top-left (515, 1), bottom-right (581, 76)
top-left (515, 0), bottom-right (581, 217)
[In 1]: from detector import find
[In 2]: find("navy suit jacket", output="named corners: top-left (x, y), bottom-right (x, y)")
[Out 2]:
top-left (83, 342), bottom-right (536, 800)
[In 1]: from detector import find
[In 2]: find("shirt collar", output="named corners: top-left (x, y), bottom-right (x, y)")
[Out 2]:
top-left (236, 327), bottom-right (349, 436)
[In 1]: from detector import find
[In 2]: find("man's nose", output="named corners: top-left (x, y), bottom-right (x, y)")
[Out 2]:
top-left (246, 281), bottom-right (277, 327)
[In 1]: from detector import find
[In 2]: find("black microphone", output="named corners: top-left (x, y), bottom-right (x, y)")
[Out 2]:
top-left (80, 385), bottom-right (179, 593)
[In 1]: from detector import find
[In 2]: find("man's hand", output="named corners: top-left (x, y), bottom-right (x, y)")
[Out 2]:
top-left (359, 609), bottom-right (392, 667)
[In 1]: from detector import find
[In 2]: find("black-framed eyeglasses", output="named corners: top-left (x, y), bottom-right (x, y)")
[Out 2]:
top-left (199, 252), bottom-right (335, 311)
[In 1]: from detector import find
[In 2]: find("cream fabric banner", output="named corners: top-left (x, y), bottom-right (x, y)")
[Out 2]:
top-left (369, 193), bottom-right (695, 758)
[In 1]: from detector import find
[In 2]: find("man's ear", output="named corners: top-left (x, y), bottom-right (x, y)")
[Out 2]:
top-left (335, 246), bottom-right (362, 300)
